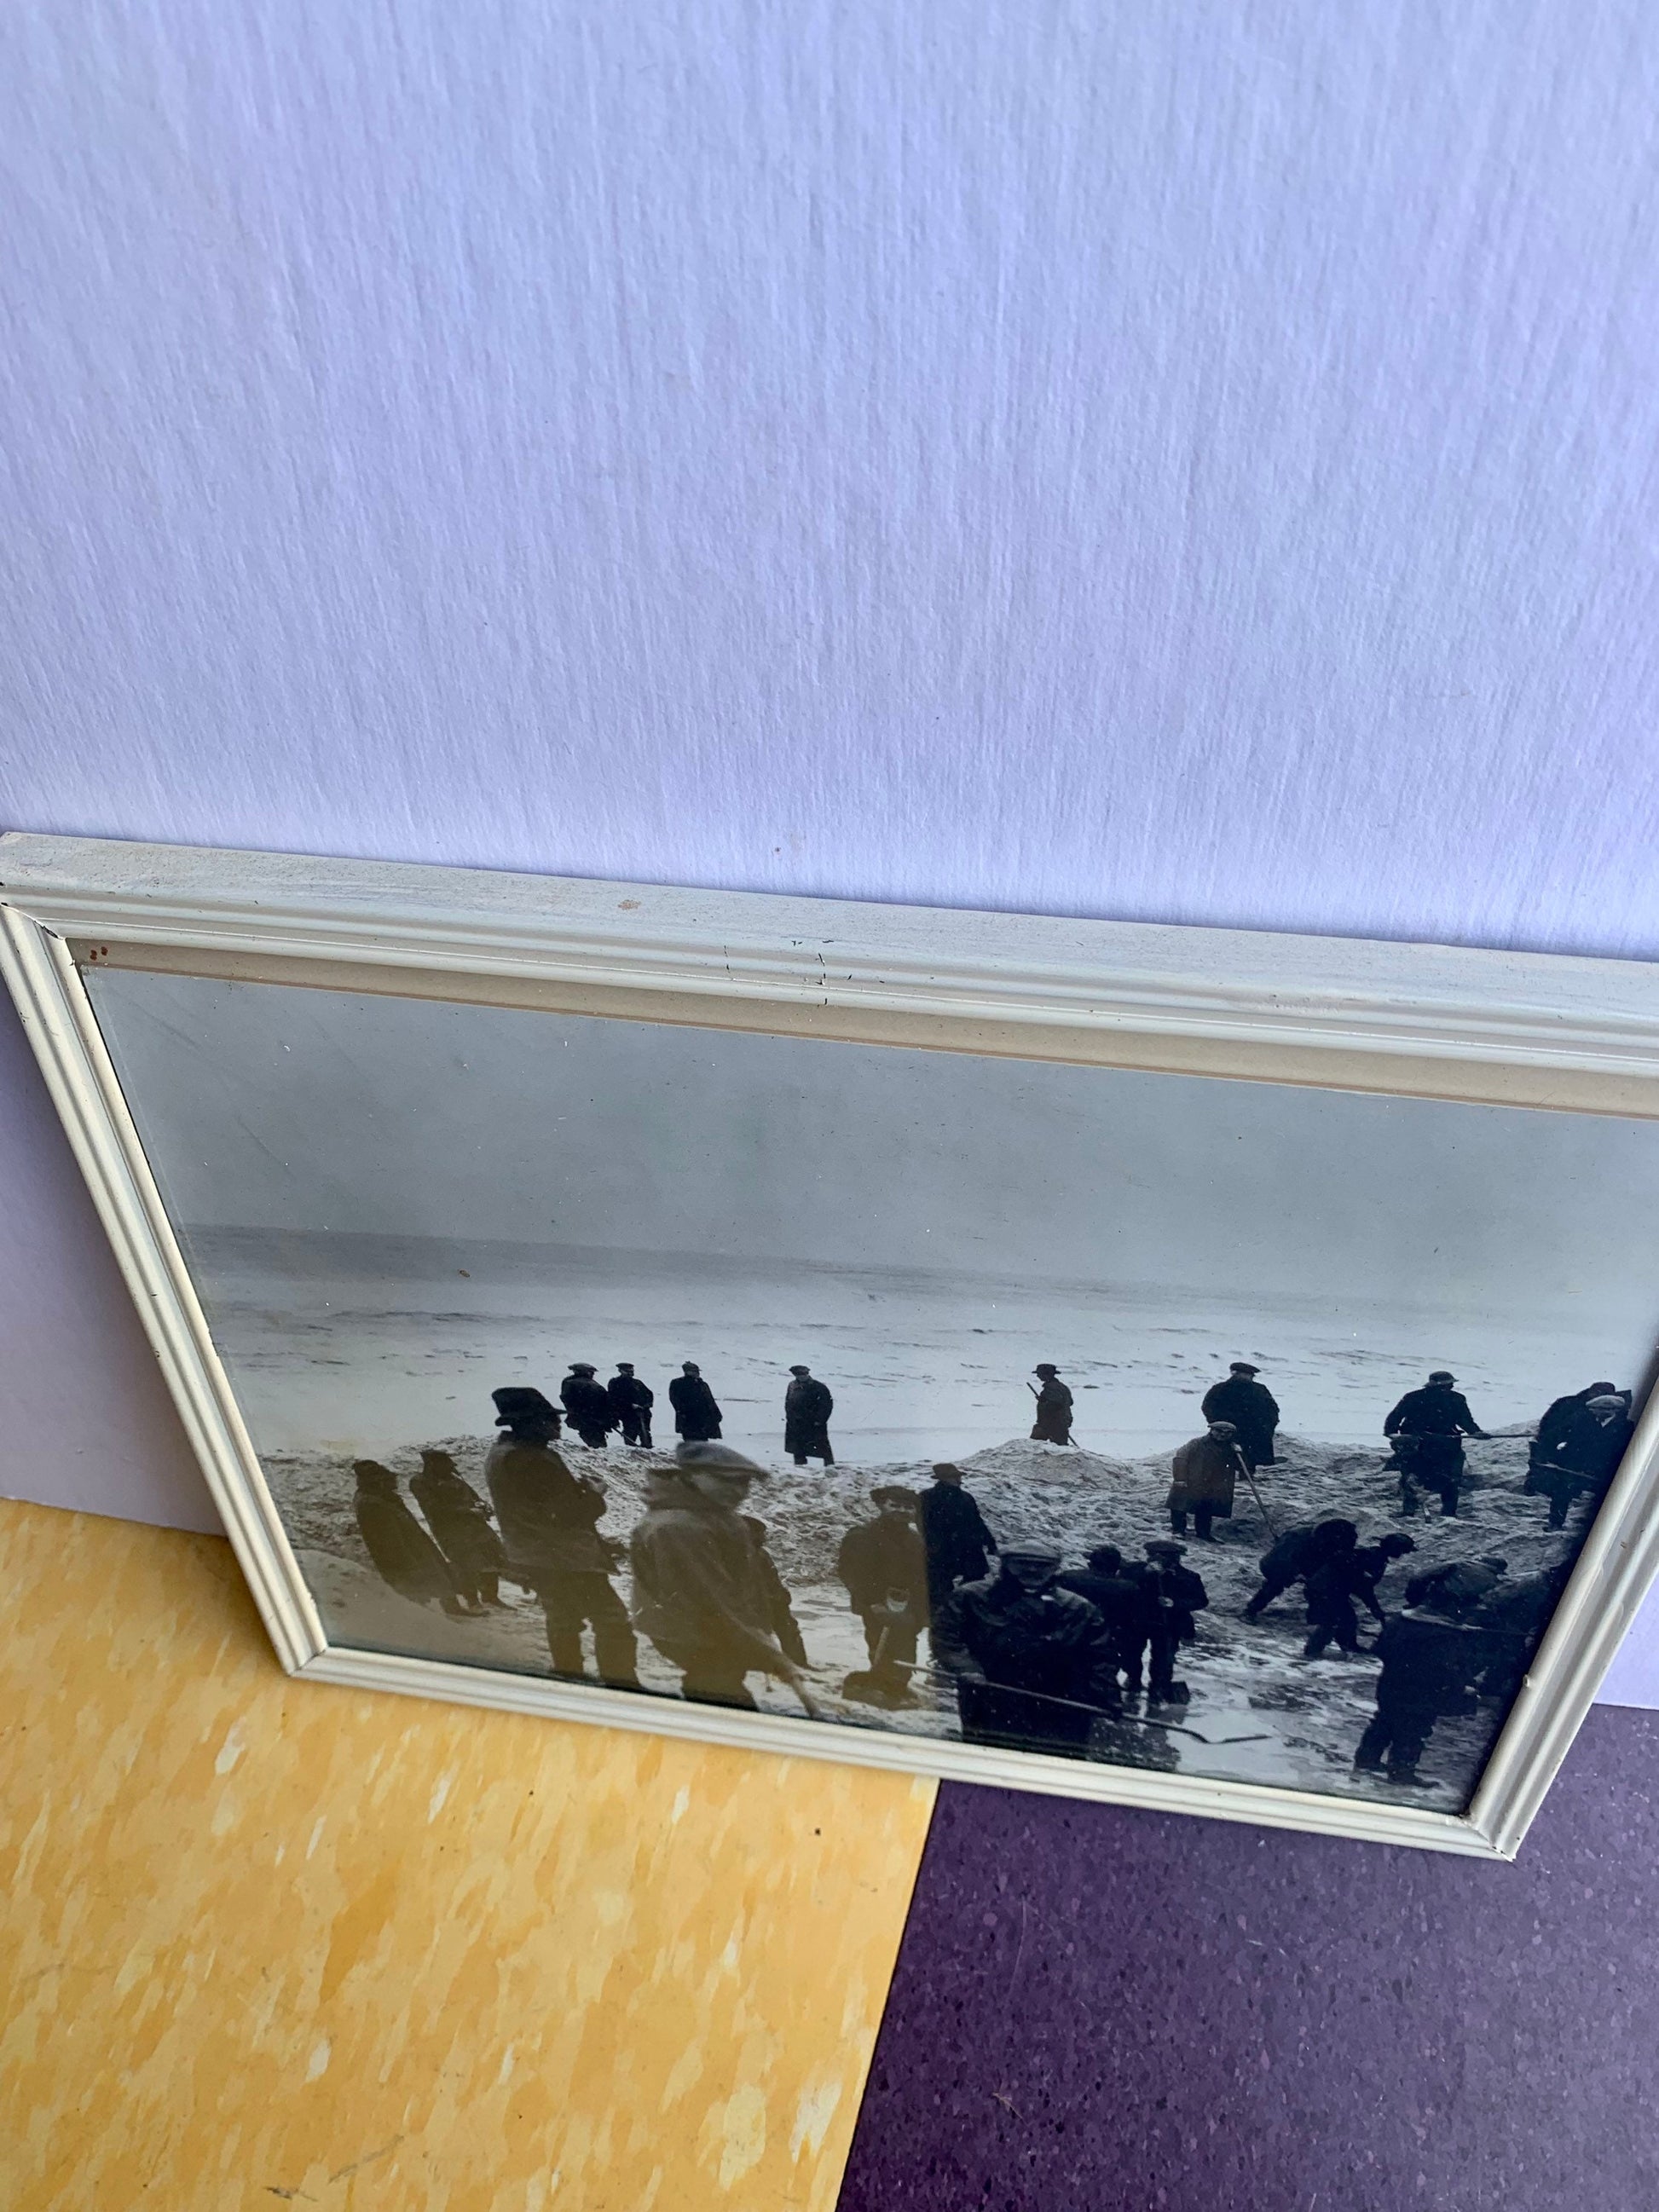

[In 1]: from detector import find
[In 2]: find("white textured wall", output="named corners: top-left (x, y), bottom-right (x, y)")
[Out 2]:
top-left (3, 1), bottom-right (1656, 1695)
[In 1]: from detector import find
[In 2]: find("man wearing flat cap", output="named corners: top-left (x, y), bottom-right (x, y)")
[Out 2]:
top-left (1384, 1371), bottom-right (1489, 1518)
top-left (1199, 1361), bottom-right (1280, 1470)
top-left (630, 1441), bottom-right (815, 1711)
top-left (1167, 1419), bottom-right (1249, 1542)
top-left (837, 1487), bottom-right (929, 1702)
top-left (1126, 1539), bottom-right (1209, 1706)
top-left (933, 1537), bottom-right (1119, 1758)
top-left (484, 1386), bottom-right (639, 1685)
top-left (1531, 1390), bottom-right (1634, 1531)
top-left (668, 1361), bottom-right (724, 1443)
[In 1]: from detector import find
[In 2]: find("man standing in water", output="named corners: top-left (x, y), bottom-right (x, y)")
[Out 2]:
top-left (484, 1386), bottom-right (639, 1686)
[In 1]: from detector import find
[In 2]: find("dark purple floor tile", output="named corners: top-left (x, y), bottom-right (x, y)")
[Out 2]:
top-left (840, 1707), bottom-right (1659, 2211)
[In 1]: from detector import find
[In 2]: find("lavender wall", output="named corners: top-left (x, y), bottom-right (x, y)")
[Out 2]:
top-left (3, 0), bottom-right (1658, 1696)
top-left (842, 1707), bottom-right (1659, 2209)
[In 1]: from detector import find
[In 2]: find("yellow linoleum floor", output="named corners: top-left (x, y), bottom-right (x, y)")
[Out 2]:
top-left (0, 1499), bottom-right (934, 2210)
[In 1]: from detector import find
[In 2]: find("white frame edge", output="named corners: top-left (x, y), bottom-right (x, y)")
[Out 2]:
top-left (7, 832), bottom-right (1659, 1860)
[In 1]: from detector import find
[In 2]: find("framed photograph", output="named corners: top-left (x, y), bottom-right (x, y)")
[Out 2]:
top-left (6, 834), bottom-right (1659, 1859)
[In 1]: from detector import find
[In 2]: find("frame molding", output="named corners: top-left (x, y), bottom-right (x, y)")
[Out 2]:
top-left (6, 830), bottom-right (1659, 1857)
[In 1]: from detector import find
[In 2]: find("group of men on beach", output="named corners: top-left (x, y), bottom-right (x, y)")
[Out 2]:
top-left (527, 1357), bottom-right (837, 1466)
top-left (346, 1353), bottom-right (1638, 1793)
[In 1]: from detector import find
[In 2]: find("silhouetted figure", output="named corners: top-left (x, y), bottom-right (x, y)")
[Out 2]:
top-left (1029, 1364), bottom-right (1075, 1445)
top-left (1354, 1576), bottom-right (1492, 1784)
top-left (630, 1443), bottom-right (812, 1709)
top-left (668, 1362), bottom-right (723, 1442)
top-left (917, 1463), bottom-right (997, 1614)
top-left (1167, 1420), bottom-right (1248, 1540)
top-left (353, 1461), bottom-right (468, 1615)
top-left (933, 1539), bottom-right (1119, 1757)
top-left (1534, 1392), bottom-right (1634, 1529)
top-left (1243, 1518), bottom-right (1357, 1620)
top-left (1200, 1362), bottom-right (1280, 1469)
top-left (1057, 1544), bottom-right (1144, 1691)
top-left (560, 1363), bottom-right (616, 1449)
top-left (1302, 1533), bottom-right (1417, 1657)
top-left (1126, 1539), bottom-right (1209, 1704)
top-left (1528, 1382), bottom-right (1621, 1493)
top-left (784, 1366), bottom-right (835, 1465)
top-left (410, 1447), bottom-right (510, 1608)
top-left (484, 1386), bottom-right (638, 1684)
top-left (1384, 1372), bottom-right (1488, 1517)
top-left (837, 1487), bottom-right (929, 1704)
top-left (606, 1363), bottom-right (655, 1449)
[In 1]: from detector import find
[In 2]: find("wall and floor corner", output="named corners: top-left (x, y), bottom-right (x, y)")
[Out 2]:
top-left (4, 3), bottom-right (1659, 2204)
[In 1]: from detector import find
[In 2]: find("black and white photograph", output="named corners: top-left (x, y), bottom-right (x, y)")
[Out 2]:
top-left (83, 965), bottom-right (1659, 1815)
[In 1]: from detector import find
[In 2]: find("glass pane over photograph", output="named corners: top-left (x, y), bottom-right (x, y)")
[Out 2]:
top-left (86, 968), bottom-right (1659, 1812)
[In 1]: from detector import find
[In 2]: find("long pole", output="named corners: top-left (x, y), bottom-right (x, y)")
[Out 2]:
top-left (910, 1667), bottom-right (1269, 1747)
top-left (1240, 1453), bottom-right (1280, 1541)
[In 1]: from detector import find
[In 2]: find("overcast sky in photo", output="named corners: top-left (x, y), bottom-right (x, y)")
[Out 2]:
top-left (85, 967), bottom-right (1659, 1349)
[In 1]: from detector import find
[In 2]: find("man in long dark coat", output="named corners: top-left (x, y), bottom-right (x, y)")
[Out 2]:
top-left (1129, 1539), bottom-right (1209, 1704)
top-left (1200, 1362), bottom-right (1280, 1469)
top-left (917, 1463), bottom-right (997, 1615)
top-left (410, 1447), bottom-right (511, 1608)
top-left (607, 1363), bottom-right (655, 1449)
top-left (1533, 1392), bottom-right (1634, 1529)
top-left (1029, 1365), bottom-right (1075, 1445)
top-left (485, 1385), bottom-right (639, 1684)
top-left (784, 1365), bottom-right (835, 1465)
top-left (837, 1487), bottom-right (929, 1701)
top-left (1353, 1586), bottom-right (1489, 1785)
top-left (1384, 1372), bottom-right (1489, 1517)
top-left (933, 1539), bottom-right (1119, 1757)
top-left (668, 1361), bottom-right (723, 1442)
top-left (1166, 1420), bottom-right (1249, 1541)
top-left (1528, 1381), bottom-right (1621, 1493)
top-left (560, 1363), bottom-right (616, 1449)
top-left (629, 1442), bottom-right (812, 1709)
top-left (353, 1461), bottom-right (469, 1615)
top-left (1057, 1545), bottom-right (1143, 1693)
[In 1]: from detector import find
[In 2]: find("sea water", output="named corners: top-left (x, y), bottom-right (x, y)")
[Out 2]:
top-left (179, 1227), bottom-right (1644, 1465)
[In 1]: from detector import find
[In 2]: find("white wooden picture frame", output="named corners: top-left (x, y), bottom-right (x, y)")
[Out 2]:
top-left (5, 829), bottom-right (1659, 1860)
